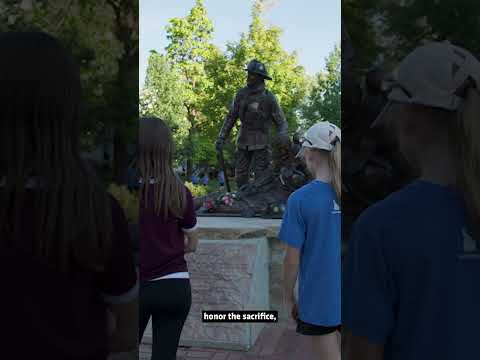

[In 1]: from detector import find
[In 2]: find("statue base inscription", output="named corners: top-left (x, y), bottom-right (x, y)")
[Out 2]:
top-left (142, 235), bottom-right (270, 351)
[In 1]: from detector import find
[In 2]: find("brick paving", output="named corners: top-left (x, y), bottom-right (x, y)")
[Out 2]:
top-left (140, 322), bottom-right (316, 360)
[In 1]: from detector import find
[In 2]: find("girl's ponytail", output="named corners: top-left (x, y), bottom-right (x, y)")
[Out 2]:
top-left (329, 140), bottom-right (341, 201)
top-left (458, 87), bottom-right (480, 229)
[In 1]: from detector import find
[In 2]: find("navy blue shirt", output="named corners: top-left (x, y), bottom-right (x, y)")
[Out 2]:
top-left (279, 180), bottom-right (341, 326)
top-left (343, 181), bottom-right (480, 359)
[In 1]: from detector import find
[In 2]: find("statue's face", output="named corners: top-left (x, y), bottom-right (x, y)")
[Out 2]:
top-left (247, 72), bottom-right (262, 87)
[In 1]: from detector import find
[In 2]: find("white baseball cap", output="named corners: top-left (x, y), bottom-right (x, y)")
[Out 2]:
top-left (372, 41), bottom-right (480, 127)
top-left (299, 121), bottom-right (341, 153)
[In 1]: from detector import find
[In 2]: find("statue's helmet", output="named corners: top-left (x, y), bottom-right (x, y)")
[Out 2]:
top-left (245, 59), bottom-right (272, 80)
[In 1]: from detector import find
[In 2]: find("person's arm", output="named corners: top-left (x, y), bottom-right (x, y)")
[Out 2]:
top-left (217, 93), bottom-right (240, 148)
top-left (99, 197), bottom-right (139, 356)
top-left (108, 300), bottom-right (138, 354)
top-left (278, 194), bottom-right (305, 320)
top-left (283, 245), bottom-right (300, 319)
top-left (179, 188), bottom-right (199, 253)
top-left (184, 229), bottom-right (199, 253)
top-left (270, 93), bottom-right (288, 141)
top-left (343, 329), bottom-right (384, 360)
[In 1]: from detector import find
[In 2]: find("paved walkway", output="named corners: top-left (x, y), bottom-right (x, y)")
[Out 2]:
top-left (140, 322), bottom-right (316, 360)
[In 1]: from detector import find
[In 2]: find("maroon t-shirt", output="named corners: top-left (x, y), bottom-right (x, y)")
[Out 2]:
top-left (139, 184), bottom-right (197, 281)
top-left (0, 191), bottom-right (137, 360)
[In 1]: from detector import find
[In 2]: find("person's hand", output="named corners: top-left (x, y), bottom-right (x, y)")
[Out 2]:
top-left (284, 294), bottom-right (299, 322)
top-left (185, 244), bottom-right (197, 253)
top-left (290, 301), bottom-right (299, 321)
top-left (106, 309), bottom-right (116, 336)
top-left (184, 235), bottom-right (196, 253)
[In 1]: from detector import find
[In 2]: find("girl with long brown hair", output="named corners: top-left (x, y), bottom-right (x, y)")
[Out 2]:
top-left (0, 32), bottom-right (138, 359)
top-left (281, 121), bottom-right (342, 359)
top-left (138, 117), bottom-right (199, 360)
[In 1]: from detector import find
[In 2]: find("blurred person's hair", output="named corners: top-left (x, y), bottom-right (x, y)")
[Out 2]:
top-left (330, 141), bottom-right (342, 201)
top-left (298, 143), bottom-right (341, 201)
top-left (455, 84), bottom-right (480, 231)
top-left (399, 80), bottom-right (480, 232)
top-left (0, 32), bottom-right (112, 273)
top-left (138, 117), bottom-right (186, 220)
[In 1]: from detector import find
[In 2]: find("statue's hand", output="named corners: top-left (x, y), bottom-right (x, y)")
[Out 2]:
top-left (276, 133), bottom-right (289, 146)
top-left (215, 138), bottom-right (224, 152)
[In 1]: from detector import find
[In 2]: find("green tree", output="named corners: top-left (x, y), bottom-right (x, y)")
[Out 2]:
top-left (342, 0), bottom-right (381, 72)
top-left (164, 0), bottom-right (217, 177)
top-left (202, 0), bottom-right (309, 161)
top-left (0, 0), bottom-right (138, 184)
top-left (145, 0), bottom-right (310, 169)
top-left (105, 0), bottom-right (139, 185)
top-left (344, 0), bottom-right (480, 68)
top-left (301, 45), bottom-right (341, 129)
top-left (140, 51), bottom-right (189, 161)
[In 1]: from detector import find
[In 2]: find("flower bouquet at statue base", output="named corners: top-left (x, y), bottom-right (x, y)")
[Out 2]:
top-left (198, 192), bottom-right (241, 214)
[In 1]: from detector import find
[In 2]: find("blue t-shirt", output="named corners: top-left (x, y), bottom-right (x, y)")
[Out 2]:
top-left (279, 180), bottom-right (341, 326)
top-left (343, 180), bottom-right (480, 360)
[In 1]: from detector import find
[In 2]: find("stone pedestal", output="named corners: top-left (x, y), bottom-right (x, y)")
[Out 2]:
top-left (180, 237), bottom-right (269, 350)
top-left (142, 217), bottom-right (286, 351)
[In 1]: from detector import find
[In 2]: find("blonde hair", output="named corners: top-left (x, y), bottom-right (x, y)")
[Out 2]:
top-left (457, 87), bottom-right (480, 230)
top-left (329, 141), bottom-right (342, 201)
top-left (300, 141), bottom-right (341, 201)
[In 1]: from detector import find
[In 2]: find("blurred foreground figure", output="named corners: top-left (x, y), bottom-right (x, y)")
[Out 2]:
top-left (343, 41), bottom-right (480, 360)
top-left (0, 32), bottom-right (138, 360)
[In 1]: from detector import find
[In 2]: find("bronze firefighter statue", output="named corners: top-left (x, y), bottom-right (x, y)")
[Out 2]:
top-left (215, 59), bottom-right (289, 192)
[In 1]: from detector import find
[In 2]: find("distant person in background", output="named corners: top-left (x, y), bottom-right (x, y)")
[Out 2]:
top-left (281, 122), bottom-right (342, 360)
top-left (191, 173), bottom-right (199, 185)
top-left (202, 173), bottom-right (209, 186)
top-left (138, 117), bottom-right (199, 360)
top-left (343, 42), bottom-right (480, 360)
top-left (0, 31), bottom-right (138, 360)
top-left (218, 170), bottom-right (225, 187)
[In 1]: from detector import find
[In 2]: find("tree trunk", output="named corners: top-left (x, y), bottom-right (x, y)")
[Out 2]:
top-left (109, 0), bottom-right (137, 187)
top-left (185, 111), bottom-right (196, 179)
top-left (186, 158), bottom-right (193, 180)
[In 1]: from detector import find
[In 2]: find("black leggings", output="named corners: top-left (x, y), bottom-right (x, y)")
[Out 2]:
top-left (139, 278), bottom-right (192, 360)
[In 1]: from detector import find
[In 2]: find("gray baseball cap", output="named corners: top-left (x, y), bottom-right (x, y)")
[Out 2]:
top-left (372, 41), bottom-right (480, 127)
top-left (299, 121), bottom-right (341, 153)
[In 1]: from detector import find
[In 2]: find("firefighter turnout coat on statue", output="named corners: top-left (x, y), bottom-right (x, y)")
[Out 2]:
top-left (218, 82), bottom-right (288, 151)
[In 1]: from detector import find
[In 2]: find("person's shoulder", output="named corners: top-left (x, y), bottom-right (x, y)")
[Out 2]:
top-left (288, 181), bottom-right (321, 204)
top-left (264, 89), bottom-right (278, 101)
top-left (236, 86), bottom-right (249, 97)
top-left (355, 182), bottom-right (422, 230)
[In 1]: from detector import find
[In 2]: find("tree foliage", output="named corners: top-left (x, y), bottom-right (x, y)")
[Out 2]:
top-left (0, 0), bottom-right (139, 183)
top-left (140, 52), bottom-right (189, 157)
top-left (301, 45), bottom-right (341, 129)
top-left (140, 0), bottom-right (338, 168)
top-left (164, 0), bottom-right (218, 174)
top-left (344, 0), bottom-right (480, 69)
